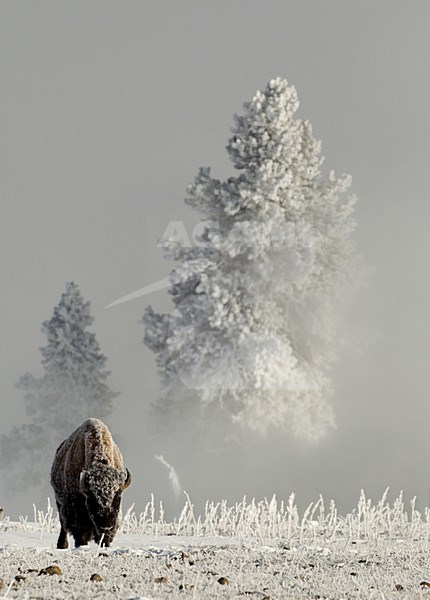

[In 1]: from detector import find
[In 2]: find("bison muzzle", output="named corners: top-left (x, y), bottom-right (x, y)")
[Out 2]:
top-left (50, 418), bottom-right (131, 549)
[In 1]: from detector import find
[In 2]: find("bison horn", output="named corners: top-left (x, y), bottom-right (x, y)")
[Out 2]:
top-left (120, 468), bottom-right (131, 491)
top-left (79, 470), bottom-right (89, 492)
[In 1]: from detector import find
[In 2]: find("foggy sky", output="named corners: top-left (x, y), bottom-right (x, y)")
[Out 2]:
top-left (1, 1), bottom-right (430, 518)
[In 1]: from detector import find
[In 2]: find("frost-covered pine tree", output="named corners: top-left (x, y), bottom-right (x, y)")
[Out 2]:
top-left (144, 78), bottom-right (358, 442)
top-left (0, 282), bottom-right (117, 496)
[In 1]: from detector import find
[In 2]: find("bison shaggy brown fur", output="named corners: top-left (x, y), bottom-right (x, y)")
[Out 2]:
top-left (50, 418), bottom-right (131, 549)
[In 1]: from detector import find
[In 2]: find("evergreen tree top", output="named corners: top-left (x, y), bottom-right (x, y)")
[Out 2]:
top-left (39, 282), bottom-right (108, 377)
top-left (227, 78), bottom-right (303, 169)
top-left (185, 78), bottom-right (352, 222)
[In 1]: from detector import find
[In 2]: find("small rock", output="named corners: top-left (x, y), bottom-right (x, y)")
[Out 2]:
top-left (39, 565), bottom-right (62, 576)
top-left (15, 575), bottom-right (26, 583)
top-left (90, 573), bottom-right (102, 582)
top-left (395, 584), bottom-right (404, 591)
top-left (421, 581), bottom-right (430, 589)
top-left (179, 583), bottom-right (194, 591)
top-left (155, 576), bottom-right (168, 584)
top-left (218, 577), bottom-right (229, 585)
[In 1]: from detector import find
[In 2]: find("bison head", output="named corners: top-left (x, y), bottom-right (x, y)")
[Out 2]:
top-left (79, 464), bottom-right (131, 545)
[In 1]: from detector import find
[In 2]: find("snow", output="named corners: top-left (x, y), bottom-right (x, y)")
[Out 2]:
top-left (2, 491), bottom-right (430, 598)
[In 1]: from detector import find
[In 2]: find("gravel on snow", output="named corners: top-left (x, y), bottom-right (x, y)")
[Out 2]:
top-left (2, 534), bottom-right (430, 599)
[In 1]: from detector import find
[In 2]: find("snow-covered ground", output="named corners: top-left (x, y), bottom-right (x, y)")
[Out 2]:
top-left (2, 491), bottom-right (430, 599)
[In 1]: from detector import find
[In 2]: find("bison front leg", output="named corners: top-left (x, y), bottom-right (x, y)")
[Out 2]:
top-left (73, 529), bottom-right (92, 547)
top-left (95, 532), bottom-right (113, 547)
top-left (57, 526), bottom-right (68, 549)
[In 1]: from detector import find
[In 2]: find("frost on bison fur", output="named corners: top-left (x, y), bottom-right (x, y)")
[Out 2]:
top-left (50, 418), bottom-right (131, 549)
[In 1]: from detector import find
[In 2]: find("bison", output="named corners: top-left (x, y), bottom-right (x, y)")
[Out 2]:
top-left (50, 418), bottom-right (131, 549)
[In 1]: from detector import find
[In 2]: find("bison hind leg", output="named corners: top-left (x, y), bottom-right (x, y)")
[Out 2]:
top-left (57, 527), bottom-right (68, 549)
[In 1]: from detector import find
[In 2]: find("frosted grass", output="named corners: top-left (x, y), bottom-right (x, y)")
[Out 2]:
top-left (107, 488), bottom-right (430, 543)
top-left (2, 490), bottom-right (430, 598)
top-left (5, 488), bottom-right (430, 544)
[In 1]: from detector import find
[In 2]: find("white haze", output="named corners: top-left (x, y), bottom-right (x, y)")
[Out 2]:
top-left (1, 2), bottom-right (430, 519)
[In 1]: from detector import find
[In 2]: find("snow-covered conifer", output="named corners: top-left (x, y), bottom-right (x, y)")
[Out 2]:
top-left (0, 282), bottom-right (117, 496)
top-left (144, 78), bottom-right (359, 442)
